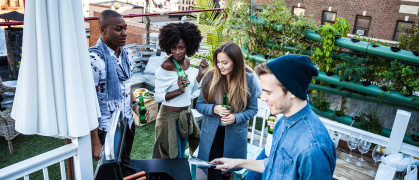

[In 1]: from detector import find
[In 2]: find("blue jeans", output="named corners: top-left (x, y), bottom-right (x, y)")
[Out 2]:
top-left (176, 121), bottom-right (188, 158)
top-left (245, 148), bottom-right (266, 180)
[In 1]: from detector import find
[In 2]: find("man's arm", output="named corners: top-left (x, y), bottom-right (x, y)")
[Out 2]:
top-left (298, 145), bottom-right (336, 180)
top-left (130, 87), bottom-right (139, 116)
top-left (90, 128), bottom-right (102, 161)
top-left (211, 158), bottom-right (265, 173)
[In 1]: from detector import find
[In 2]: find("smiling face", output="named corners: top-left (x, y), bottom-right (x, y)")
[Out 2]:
top-left (260, 73), bottom-right (292, 116)
top-left (171, 39), bottom-right (187, 61)
top-left (216, 52), bottom-right (234, 76)
top-left (100, 16), bottom-right (127, 50)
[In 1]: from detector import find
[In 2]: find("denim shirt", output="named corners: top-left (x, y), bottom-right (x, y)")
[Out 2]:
top-left (262, 104), bottom-right (336, 180)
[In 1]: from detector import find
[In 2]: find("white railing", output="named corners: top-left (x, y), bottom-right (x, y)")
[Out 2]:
top-left (0, 135), bottom-right (93, 180)
top-left (320, 110), bottom-right (419, 157)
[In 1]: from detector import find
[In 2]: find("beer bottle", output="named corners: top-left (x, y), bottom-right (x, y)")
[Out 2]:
top-left (267, 113), bottom-right (275, 134)
top-left (222, 93), bottom-right (230, 110)
top-left (139, 95), bottom-right (147, 124)
top-left (173, 59), bottom-right (190, 86)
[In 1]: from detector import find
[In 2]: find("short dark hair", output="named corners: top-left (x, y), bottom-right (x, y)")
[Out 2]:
top-left (158, 22), bottom-right (202, 57)
top-left (255, 63), bottom-right (288, 94)
top-left (98, 10), bottom-right (122, 28)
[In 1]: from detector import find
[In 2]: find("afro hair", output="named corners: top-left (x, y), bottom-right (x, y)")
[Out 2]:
top-left (158, 22), bottom-right (202, 57)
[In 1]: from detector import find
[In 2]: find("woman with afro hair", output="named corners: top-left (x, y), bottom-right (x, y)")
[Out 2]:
top-left (152, 22), bottom-right (209, 159)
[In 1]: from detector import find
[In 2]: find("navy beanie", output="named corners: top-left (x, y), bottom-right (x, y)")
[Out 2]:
top-left (266, 55), bottom-right (318, 100)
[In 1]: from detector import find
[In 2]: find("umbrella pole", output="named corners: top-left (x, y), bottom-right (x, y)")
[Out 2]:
top-left (65, 139), bottom-right (75, 180)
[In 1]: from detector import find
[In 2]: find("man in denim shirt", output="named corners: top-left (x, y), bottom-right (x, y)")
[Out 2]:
top-left (212, 55), bottom-right (336, 179)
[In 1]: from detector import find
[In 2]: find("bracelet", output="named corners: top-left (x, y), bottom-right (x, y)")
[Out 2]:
top-left (130, 101), bottom-right (139, 109)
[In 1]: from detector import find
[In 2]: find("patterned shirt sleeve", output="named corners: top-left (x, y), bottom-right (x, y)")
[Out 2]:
top-left (89, 51), bottom-right (105, 87)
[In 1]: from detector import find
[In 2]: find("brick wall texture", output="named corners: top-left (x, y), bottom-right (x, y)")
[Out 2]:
top-left (256, 0), bottom-right (418, 41)
top-left (89, 7), bottom-right (160, 47)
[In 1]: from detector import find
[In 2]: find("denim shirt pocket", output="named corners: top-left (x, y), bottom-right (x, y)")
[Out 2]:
top-left (277, 148), bottom-right (294, 176)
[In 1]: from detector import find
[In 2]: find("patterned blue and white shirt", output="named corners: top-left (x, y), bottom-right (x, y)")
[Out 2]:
top-left (90, 45), bottom-right (134, 131)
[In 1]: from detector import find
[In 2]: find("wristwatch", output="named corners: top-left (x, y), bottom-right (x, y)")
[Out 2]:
top-left (130, 101), bottom-right (139, 109)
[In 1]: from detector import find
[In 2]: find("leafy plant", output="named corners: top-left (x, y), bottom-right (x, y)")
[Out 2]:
top-left (223, 0), bottom-right (316, 57)
top-left (357, 107), bottom-right (382, 134)
top-left (312, 23), bottom-right (338, 73)
top-left (191, 0), bottom-right (226, 64)
top-left (335, 96), bottom-right (348, 117)
top-left (332, 17), bottom-right (350, 37)
top-left (397, 10), bottom-right (419, 52)
top-left (333, 54), bottom-right (368, 82)
top-left (383, 60), bottom-right (419, 96)
top-left (311, 91), bottom-right (331, 111)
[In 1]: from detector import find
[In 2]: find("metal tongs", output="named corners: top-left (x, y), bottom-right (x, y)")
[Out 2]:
top-left (188, 158), bottom-right (220, 169)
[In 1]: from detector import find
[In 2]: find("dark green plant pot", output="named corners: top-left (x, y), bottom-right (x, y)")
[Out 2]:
top-left (390, 47), bottom-right (401, 52)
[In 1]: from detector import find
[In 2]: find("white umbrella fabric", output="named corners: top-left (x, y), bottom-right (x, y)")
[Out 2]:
top-left (11, 0), bottom-right (100, 138)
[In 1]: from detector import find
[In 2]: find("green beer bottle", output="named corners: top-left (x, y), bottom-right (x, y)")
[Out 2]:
top-left (173, 59), bottom-right (190, 86)
top-left (139, 95), bottom-right (147, 124)
top-left (222, 93), bottom-right (230, 110)
top-left (267, 113), bottom-right (275, 134)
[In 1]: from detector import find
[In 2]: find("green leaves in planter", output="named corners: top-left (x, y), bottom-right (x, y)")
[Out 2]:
top-left (357, 107), bottom-right (382, 135)
top-left (332, 17), bottom-right (350, 37)
top-left (383, 60), bottom-right (419, 96)
top-left (335, 96), bottom-right (348, 117)
top-left (312, 23), bottom-right (338, 73)
top-left (311, 91), bottom-right (331, 111)
top-left (334, 54), bottom-right (368, 83)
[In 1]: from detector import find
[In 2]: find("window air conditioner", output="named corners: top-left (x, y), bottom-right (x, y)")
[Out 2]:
top-left (356, 30), bottom-right (365, 36)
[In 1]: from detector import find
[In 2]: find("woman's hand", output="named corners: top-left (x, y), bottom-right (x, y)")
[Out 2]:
top-left (196, 59), bottom-right (209, 83)
top-left (221, 114), bottom-right (236, 125)
top-left (198, 59), bottom-right (209, 76)
top-left (214, 105), bottom-right (230, 117)
top-left (177, 75), bottom-right (188, 93)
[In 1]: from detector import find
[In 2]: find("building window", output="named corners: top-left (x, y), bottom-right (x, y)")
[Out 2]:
top-left (353, 15), bottom-right (372, 36)
top-left (393, 20), bottom-right (414, 41)
top-left (321, 11), bottom-right (337, 25)
top-left (292, 7), bottom-right (305, 16)
top-left (15, 0), bottom-right (20, 6)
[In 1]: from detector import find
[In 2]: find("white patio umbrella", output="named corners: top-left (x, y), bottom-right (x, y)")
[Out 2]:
top-left (11, 0), bottom-right (100, 138)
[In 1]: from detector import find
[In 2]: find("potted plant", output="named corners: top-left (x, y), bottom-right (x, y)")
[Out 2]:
top-left (357, 107), bottom-right (382, 135)
top-left (333, 54), bottom-right (368, 83)
top-left (334, 96), bottom-right (348, 117)
top-left (311, 91), bottom-right (331, 111)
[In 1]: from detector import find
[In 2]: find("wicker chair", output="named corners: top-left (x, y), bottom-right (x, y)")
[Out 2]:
top-left (0, 78), bottom-right (18, 154)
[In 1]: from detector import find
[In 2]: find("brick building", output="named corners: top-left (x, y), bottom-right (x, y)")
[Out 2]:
top-left (0, 0), bottom-right (24, 19)
top-left (88, 1), bottom-right (160, 47)
top-left (255, 0), bottom-right (419, 42)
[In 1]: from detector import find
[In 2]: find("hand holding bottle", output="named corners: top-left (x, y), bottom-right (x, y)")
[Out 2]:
top-left (214, 105), bottom-right (230, 117)
top-left (177, 75), bottom-right (188, 93)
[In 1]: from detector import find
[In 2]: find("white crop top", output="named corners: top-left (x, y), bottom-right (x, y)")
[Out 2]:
top-left (154, 66), bottom-right (201, 107)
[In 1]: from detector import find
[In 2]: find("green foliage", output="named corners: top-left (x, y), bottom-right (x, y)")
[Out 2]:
top-left (332, 17), bottom-right (350, 37)
top-left (312, 23), bottom-right (338, 72)
top-left (334, 54), bottom-right (368, 82)
top-left (223, 0), bottom-right (316, 57)
top-left (383, 60), bottom-right (419, 96)
top-left (191, 0), bottom-right (226, 64)
top-left (397, 12), bottom-right (419, 52)
top-left (357, 107), bottom-right (382, 134)
top-left (311, 91), bottom-right (331, 111)
top-left (335, 96), bottom-right (348, 117)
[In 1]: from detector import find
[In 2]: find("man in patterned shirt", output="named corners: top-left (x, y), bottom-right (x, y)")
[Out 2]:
top-left (89, 10), bottom-right (144, 165)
